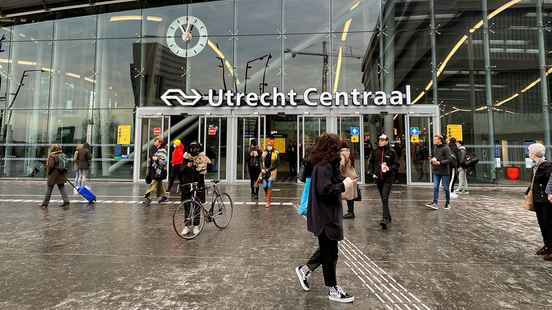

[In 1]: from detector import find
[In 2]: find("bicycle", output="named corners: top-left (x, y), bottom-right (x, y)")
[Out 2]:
top-left (172, 180), bottom-right (234, 240)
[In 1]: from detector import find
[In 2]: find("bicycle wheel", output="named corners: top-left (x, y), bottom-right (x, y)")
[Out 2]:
top-left (173, 200), bottom-right (205, 240)
top-left (211, 192), bottom-right (233, 229)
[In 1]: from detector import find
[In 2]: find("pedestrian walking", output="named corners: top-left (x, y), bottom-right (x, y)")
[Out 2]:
top-left (40, 144), bottom-right (70, 209)
top-left (75, 143), bottom-right (91, 189)
top-left (448, 137), bottom-right (460, 199)
top-left (369, 134), bottom-right (399, 229)
top-left (456, 140), bottom-right (469, 194)
top-left (426, 134), bottom-right (452, 210)
top-left (167, 139), bottom-right (185, 193)
top-left (295, 133), bottom-right (355, 303)
top-left (143, 137), bottom-right (168, 206)
top-left (247, 139), bottom-right (262, 200)
top-left (73, 144), bottom-right (82, 190)
top-left (525, 143), bottom-right (552, 261)
top-left (340, 140), bottom-right (359, 219)
top-left (261, 139), bottom-right (279, 208)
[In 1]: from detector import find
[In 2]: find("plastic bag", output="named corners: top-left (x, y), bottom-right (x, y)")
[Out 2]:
top-left (298, 178), bottom-right (311, 216)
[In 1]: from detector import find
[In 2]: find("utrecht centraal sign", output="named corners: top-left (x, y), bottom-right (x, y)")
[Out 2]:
top-left (160, 85), bottom-right (413, 107)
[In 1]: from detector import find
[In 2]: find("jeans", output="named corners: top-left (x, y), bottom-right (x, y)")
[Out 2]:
top-left (376, 180), bottom-right (392, 222)
top-left (306, 231), bottom-right (338, 287)
top-left (457, 168), bottom-right (468, 191)
top-left (75, 169), bottom-right (88, 188)
top-left (42, 184), bottom-right (69, 206)
top-left (432, 174), bottom-right (450, 204)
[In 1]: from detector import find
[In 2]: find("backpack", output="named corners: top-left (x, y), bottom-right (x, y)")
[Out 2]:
top-left (57, 153), bottom-right (68, 172)
top-left (463, 150), bottom-right (479, 168)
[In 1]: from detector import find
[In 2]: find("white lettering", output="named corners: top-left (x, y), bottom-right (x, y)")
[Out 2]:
top-left (351, 89), bottom-right (361, 106)
top-left (288, 89), bottom-right (298, 106)
top-left (320, 92), bottom-right (332, 106)
top-left (335, 92), bottom-right (348, 106)
top-left (273, 88), bottom-right (285, 106)
top-left (405, 85), bottom-right (412, 105)
top-left (260, 92), bottom-right (271, 106)
top-left (373, 91), bottom-right (386, 105)
top-left (224, 91), bottom-right (234, 106)
top-left (363, 92), bottom-right (372, 105)
top-left (303, 88), bottom-right (318, 106)
top-left (389, 91), bottom-right (403, 105)
top-left (235, 92), bottom-right (245, 106)
top-left (209, 89), bottom-right (223, 107)
top-left (245, 92), bottom-right (258, 106)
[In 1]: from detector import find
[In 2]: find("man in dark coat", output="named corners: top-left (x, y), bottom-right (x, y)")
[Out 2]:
top-left (369, 134), bottom-right (399, 229)
top-left (40, 144), bottom-right (70, 209)
top-left (426, 134), bottom-right (452, 210)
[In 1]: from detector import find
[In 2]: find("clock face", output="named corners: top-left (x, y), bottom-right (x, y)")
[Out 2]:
top-left (166, 16), bottom-right (208, 58)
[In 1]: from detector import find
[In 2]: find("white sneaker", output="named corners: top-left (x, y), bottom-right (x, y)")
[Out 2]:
top-left (181, 226), bottom-right (190, 235)
top-left (192, 226), bottom-right (200, 235)
top-left (328, 286), bottom-right (354, 303)
top-left (425, 202), bottom-right (439, 210)
top-left (295, 265), bottom-right (311, 291)
top-left (450, 192), bottom-right (459, 199)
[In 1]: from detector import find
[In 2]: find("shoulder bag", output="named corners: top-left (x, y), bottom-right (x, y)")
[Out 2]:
top-left (523, 162), bottom-right (540, 212)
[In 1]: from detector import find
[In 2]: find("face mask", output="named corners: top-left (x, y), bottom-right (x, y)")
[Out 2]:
top-left (267, 146), bottom-right (273, 151)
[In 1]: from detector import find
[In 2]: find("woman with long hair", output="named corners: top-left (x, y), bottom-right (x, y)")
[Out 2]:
top-left (295, 133), bottom-right (355, 303)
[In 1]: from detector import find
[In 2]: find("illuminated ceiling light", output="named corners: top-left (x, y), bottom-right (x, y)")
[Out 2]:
top-left (424, 80), bottom-right (433, 91)
top-left (495, 93), bottom-right (519, 107)
top-left (110, 15), bottom-right (142, 22)
top-left (333, 47), bottom-right (344, 93)
top-left (437, 35), bottom-right (467, 77)
top-left (84, 77), bottom-right (96, 83)
top-left (521, 78), bottom-right (540, 93)
top-left (66, 72), bottom-right (81, 79)
top-left (17, 60), bottom-right (37, 66)
top-left (412, 91), bottom-right (426, 104)
top-left (41, 67), bottom-right (53, 72)
top-left (475, 106), bottom-right (487, 111)
top-left (413, 0), bottom-right (522, 104)
top-left (207, 40), bottom-right (225, 60)
top-left (451, 106), bottom-right (472, 112)
top-left (547, 67), bottom-right (552, 75)
top-left (146, 16), bottom-right (163, 22)
top-left (341, 19), bottom-right (353, 42)
top-left (350, 1), bottom-right (361, 11)
top-left (224, 60), bottom-right (241, 86)
top-left (0, 59), bottom-right (12, 64)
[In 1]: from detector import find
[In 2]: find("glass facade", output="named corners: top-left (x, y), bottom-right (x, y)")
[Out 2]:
top-left (0, 0), bottom-right (549, 185)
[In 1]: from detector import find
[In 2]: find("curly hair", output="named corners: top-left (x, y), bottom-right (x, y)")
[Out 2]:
top-left (309, 133), bottom-right (341, 166)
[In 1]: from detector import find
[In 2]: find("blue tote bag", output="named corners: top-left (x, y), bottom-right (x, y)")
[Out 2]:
top-left (297, 177), bottom-right (311, 216)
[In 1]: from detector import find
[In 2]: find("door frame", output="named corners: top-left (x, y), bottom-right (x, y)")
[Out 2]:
top-left (405, 108), bottom-right (441, 185)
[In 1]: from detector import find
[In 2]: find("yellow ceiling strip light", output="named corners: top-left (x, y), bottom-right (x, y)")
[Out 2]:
top-left (475, 106), bottom-right (487, 111)
top-left (351, 1), bottom-right (361, 11)
top-left (333, 47), bottom-right (344, 93)
top-left (341, 19), bottom-right (353, 42)
top-left (66, 72), bottom-right (81, 79)
top-left (17, 60), bottom-right (37, 66)
top-left (521, 78), bottom-right (541, 93)
top-left (424, 80), bottom-right (433, 91)
top-left (110, 16), bottom-right (142, 22)
top-left (146, 16), bottom-right (163, 22)
top-left (412, 91), bottom-right (426, 104)
top-left (494, 92), bottom-right (519, 107)
top-left (413, 0), bottom-right (522, 104)
top-left (207, 39), bottom-right (225, 60)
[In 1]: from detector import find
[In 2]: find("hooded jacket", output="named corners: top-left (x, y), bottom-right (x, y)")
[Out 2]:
top-left (171, 143), bottom-right (185, 166)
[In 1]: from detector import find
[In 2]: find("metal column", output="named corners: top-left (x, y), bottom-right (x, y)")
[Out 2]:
top-left (482, 0), bottom-right (496, 180)
top-left (429, 0), bottom-right (439, 106)
top-left (537, 0), bottom-right (551, 157)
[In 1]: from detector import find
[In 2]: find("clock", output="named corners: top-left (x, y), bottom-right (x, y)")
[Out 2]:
top-left (166, 16), bottom-right (208, 58)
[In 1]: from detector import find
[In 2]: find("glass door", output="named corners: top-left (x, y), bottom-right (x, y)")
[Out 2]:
top-left (406, 115), bottom-right (433, 184)
top-left (237, 116), bottom-right (265, 180)
top-left (139, 115), bottom-right (171, 180)
top-left (337, 116), bottom-right (362, 174)
top-left (299, 116), bottom-right (326, 170)
top-left (198, 116), bottom-right (227, 181)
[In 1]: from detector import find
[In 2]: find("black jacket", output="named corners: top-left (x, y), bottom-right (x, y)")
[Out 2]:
top-left (369, 145), bottom-right (399, 182)
top-left (307, 160), bottom-right (345, 241)
top-left (432, 144), bottom-right (451, 176)
top-left (529, 161), bottom-right (552, 204)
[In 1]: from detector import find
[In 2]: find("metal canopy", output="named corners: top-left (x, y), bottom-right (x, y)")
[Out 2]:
top-left (0, 0), bottom-right (137, 17)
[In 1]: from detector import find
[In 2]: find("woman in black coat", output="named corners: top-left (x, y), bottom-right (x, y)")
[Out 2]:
top-left (294, 133), bottom-right (356, 303)
top-left (527, 143), bottom-right (552, 261)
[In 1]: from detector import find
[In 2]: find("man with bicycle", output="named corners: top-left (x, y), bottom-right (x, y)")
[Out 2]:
top-left (181, 142), bottom-right (211, 235)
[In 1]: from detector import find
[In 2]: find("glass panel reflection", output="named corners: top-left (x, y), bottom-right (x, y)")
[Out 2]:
top-left (285, 0), bottom-right (330, 34)
top-left (284, 34), bottom-right (330, 94)
top-left (237, 0), bottom-right (282, 35)
top-left (236, 35), bottom-right (282, 93)
top-left (98, 10), bottom-right (142, 38)
top-left (189, 0), bottom-right (234, 36)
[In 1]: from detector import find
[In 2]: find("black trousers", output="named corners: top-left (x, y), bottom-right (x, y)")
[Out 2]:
top-left (306, 231), bottom-right (338, 287)
top-left (167, 164), bottom-right (184, 193)
top-left (346, 200), bottom-right (355, 214)
top-left (449, 168), bottom-right (458, 193)
top-left (535, 202), bottom-right (552, 247)
top-left (376, 180), bottom-right (392, 222)
top-left (249, 166), bottom-right (261, 195)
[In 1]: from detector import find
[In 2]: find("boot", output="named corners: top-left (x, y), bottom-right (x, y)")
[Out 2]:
top-left (265, 189), bottom-right (273, 208)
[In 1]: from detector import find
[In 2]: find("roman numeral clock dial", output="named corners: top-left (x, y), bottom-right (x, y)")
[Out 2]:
top-left (166, 16), bottom-right (208, 58)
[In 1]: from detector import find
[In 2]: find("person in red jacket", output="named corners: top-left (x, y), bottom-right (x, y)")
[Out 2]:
top-left (167, 139), bottom-right (185, 193)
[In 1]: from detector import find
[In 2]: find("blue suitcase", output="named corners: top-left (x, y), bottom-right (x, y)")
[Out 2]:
top-left (65, 177), bottom-right (97, 203)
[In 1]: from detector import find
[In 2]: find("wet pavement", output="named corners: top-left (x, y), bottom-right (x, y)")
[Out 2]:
top-left (0, 180), bottom-right (551, 309)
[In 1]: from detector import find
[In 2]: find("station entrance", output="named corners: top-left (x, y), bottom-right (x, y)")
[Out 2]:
top-left (133, 105), bottom-right (440, 185)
